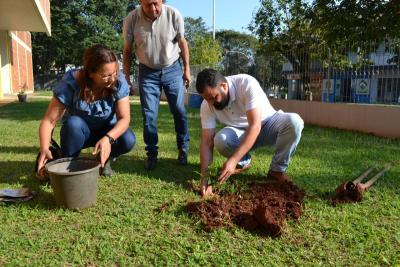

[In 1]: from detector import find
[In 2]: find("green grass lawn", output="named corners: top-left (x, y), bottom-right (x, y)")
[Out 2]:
top-left (32, 90), bottom-right (53, 97)
top-left (0, 99), bottom-right (399, 266)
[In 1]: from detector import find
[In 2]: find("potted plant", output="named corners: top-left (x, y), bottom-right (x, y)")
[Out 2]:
top-left (17, 84), bottom-right (28, 103)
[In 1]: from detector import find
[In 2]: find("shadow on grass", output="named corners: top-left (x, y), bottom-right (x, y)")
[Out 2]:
top-left (1, 153), bottom-right (398, 212)
top-left (0, 101), bottom-right (48, 121)
top-left (0, 146), bottom-right (39, 154)
top-left (0, 160), bottom-right (57, 210)
top-left (113, 155), bottom-right (200, 189)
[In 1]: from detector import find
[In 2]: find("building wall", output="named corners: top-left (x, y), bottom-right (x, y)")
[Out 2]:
top-left (39, 0), bottom-right (51, 27)
top-left (0, 31), bottom-right (12, 95)
top-left (9, 31), bottom-right (33, 93)
top-left (0, 0), bottom-right (50, 99)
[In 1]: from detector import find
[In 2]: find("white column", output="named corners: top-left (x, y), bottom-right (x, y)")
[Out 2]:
top-left (212, 0), bottom-right (215, 39)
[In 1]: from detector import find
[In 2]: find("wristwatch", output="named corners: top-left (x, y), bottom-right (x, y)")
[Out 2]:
top-left (105, 134), bottom-right (115, 144)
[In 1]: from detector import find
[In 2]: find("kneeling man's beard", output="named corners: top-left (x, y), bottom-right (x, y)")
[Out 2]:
top-left (213, 91), bottom-right (230, 110)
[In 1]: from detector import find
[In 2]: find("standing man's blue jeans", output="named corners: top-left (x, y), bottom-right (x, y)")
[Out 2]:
top-left (60, 116), bottom-right (136, 158)
top-left (138, 60), bottom-right (189, 156)
top-left (213, 111), bottom-right (304, 172)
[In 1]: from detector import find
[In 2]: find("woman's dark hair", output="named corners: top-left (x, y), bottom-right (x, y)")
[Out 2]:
top-left (196, 68), bottom-right (227, 94)
top-left (77, 44), bottom-right (118, 101)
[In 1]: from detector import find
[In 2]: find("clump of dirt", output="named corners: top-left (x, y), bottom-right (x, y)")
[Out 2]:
top-left (332, 181), bottom-right (364, 205)
top-left (186, 181), bottom-right (305, 237)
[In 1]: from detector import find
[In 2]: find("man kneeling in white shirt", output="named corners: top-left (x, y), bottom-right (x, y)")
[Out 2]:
top-left (196, 68), bottom-right (304, 196)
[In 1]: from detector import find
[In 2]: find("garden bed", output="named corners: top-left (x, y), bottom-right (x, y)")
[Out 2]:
top-left (186, 181), bottom-right (305, 237)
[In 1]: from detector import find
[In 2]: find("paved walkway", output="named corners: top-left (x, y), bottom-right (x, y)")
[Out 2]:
top-left (0, 95), bottom-right (17, 107)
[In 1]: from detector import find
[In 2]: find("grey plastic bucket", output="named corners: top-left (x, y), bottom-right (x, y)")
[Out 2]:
top-left (45, 157), bottom-right (100, 209)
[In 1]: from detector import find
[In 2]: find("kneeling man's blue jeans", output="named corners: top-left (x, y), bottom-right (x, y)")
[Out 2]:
top-left (213, 111), bottom-right (304, 172)
top-left (60, 116), bottom-right (136, 158)
top-left (138, 60), bottom-right (189, 156)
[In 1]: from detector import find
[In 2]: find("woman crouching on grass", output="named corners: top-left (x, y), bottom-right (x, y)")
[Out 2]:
top-left (37, 44), bottom-right (136, 177)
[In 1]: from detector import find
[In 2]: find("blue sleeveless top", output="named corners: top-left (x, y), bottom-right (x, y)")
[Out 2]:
top-left (53, 69), bottom-right (129, 130)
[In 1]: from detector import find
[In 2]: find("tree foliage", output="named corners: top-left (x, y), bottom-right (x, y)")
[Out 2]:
top-left (32, 0), bottom-right (139, 74)
top-left (312, 0), bottom-right (400, 46)
top-left (216, 30), bottom-right (258, 75)
top-left (250, 0), bottom-right (400, 63)
top-left (184, 17), bottom-right (209, 47)
top-left (249, 0), bottom-right (400, 97)
top-left (190, 35), bottom-right (222, 67)
top-left (183, 17), bottom-right (221, 67)
top-left (249, 0), bottom-right (314, 67)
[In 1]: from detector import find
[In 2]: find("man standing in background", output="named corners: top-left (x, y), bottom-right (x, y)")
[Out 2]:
top-left (123, 0), bottom-right (191, 170)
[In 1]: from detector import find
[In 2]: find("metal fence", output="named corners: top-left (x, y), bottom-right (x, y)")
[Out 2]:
top-left (238, 40), bottom-right (400, 105)
top-left (34, 41), bottom-right (400, 106)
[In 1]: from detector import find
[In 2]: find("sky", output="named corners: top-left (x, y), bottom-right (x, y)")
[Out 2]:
top-left (166, 0), bottom-right (261, 34)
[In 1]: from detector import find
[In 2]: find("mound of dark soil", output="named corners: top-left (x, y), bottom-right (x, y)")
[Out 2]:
top-left (332, 181), bottom-right (364, 205)
top-left (186, 181), bottom-right (305, 237)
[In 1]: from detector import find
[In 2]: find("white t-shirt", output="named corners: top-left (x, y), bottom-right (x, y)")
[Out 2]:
top-left (200, 74), bottom-right (276, 129)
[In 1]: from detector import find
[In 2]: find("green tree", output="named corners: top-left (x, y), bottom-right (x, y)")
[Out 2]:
top-left (311, 0), bottom-right (400, 68)
top-left (312, 0), bottom-right (400, 46)
top-left (190, 35), bottom-right (222, 67)
top-left (216, 30), bottom-right (258, 75)
top-left (250, 0), bottom-right (400, 70)
top-left (249, 0), bottom-right (314, 98)
top-left (32, 0), bottom-right (139, 74)
top-left (184, 17), bottom-right (209, 46)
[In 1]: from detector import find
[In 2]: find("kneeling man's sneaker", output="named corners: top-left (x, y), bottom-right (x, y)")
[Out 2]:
top-left (233, 163), bottom-right (251, 175)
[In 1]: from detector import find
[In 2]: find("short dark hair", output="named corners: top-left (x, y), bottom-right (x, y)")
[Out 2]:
top-left (196, 68), bottom-right (227, 94)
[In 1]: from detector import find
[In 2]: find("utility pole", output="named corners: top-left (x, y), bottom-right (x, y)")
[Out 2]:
top-left (212, 0), bottom-right (215, 39)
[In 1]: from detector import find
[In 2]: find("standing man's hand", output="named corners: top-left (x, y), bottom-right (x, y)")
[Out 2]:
top-left (183, 68), bottom-right (191, 89)
top-left (178, 37), bottom-right (191, 90)
top-left (126, 78), bottom-right (134, 96)
top-left (123, 41), bottom-right (134, 96)
top-left (218, 157), bottom-right (238, 184)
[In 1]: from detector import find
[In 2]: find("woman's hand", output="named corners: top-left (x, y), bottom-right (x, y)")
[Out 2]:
top-left (38, 97), bottom-right (65, 175)
top-left (93, 137), bottom-right (111, 167)
top-left (37, 148), bottom-right (53, 175)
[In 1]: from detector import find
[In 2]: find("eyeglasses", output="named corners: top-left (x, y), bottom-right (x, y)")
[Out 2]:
top-left (96, 72), bottom-right (117, 82)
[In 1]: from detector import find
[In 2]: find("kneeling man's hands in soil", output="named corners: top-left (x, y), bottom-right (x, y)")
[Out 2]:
top-left (200, 178), bottom-right (213, 197)
top-left (218, 158), bottom-right (238, 184)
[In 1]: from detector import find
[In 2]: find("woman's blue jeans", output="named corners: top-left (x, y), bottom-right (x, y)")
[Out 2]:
top-left (60, 116), bottom-right (136, 158)
top-left (138, 61), bottom-right (189, 156)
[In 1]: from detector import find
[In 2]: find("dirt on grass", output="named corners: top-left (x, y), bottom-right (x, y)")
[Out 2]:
top-left (332, 181), bottom-right (364, 205)
top-left (186, 181), bottom-right (305, 237)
